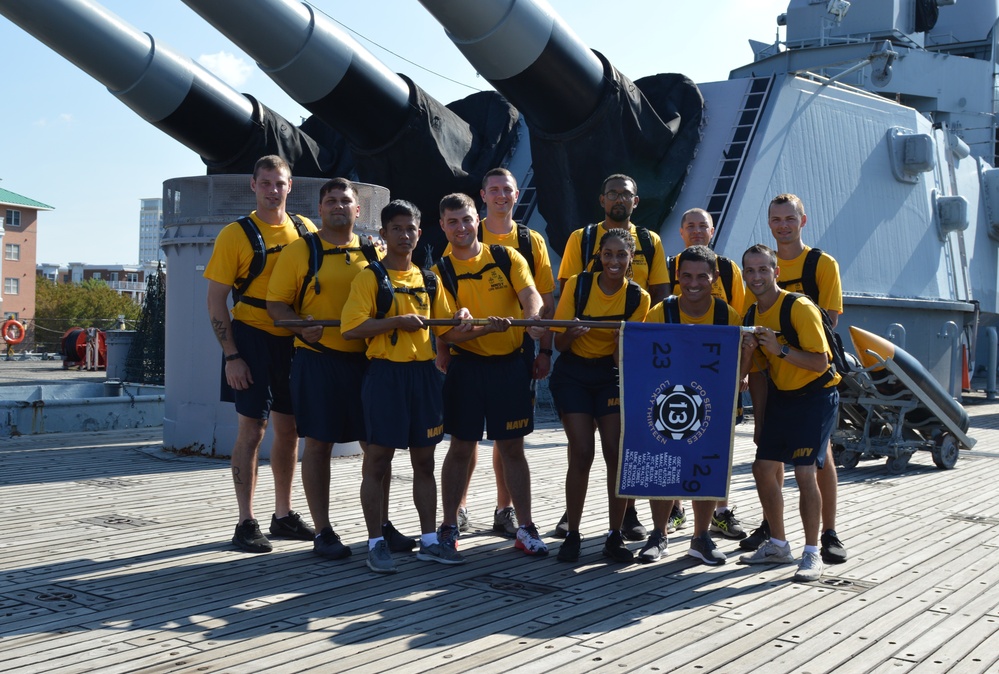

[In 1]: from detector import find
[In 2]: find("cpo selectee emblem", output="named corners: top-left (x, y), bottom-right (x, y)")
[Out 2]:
top-left (653, 384), bottom-right (706, 440)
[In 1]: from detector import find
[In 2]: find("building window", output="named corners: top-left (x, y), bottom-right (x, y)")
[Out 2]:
top-left (92, 272), bottom-right (102, 281)
top-left (4, 243), bottom-right (19, 261)
top-left (126, 272), bottom-right (139, 283)
top-left (110, 272), bottom-right (119, 282)
top-left (4, 278), bottom-right (19, 295)
top-left (5, 210), bottom-right (20, 228)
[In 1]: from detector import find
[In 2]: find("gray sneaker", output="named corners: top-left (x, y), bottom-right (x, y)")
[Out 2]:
top-left (688, 532), bottom-right (726, 566)
top-left (493, 507), bottom-right (518, 538)
top-left (416, 525), bottom-right (466, 565)
top-left (739, 540), bottom-right (794, 565)
top-left (637, 529), bottom-right (668, 563)
top-left (457, 507), bottom-right (470, 533)
top-left (366, 540), bottom-right (397, 574)
top-left (793, 551), bottom-right (824, 582)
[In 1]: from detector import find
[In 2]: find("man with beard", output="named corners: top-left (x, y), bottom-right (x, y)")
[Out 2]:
top-left (267, 178), bottom-right (415, 562)
top-left (554, 174), bottom-right (669, 541)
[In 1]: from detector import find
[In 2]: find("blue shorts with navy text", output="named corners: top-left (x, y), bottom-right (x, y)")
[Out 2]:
top-left (756, 385), bottom-right (839, 467)
top-left (220, 320), bottom-right (294, 419)
top-left (549, 351), bottom-right (620, 418)
top-left (362, 359), bottom-right (443, 449)
top-left (443, 350), bottom-right (534, 441)
top-left (290, 347), bottom-right (367, 444)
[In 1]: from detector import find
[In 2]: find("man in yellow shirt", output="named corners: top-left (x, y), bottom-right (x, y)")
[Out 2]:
top-left (445, 168), bottom-right (557, 539)
top-left (556, 174), bottom-right (670, 541)
top-left (665, 209), bottom-right (748, 541)
top-left (740, 194), bottom-right (848, 566)
top-left (739, 244), bottom-right (841, 583)
top-left (427, 193), bottom-right (548, 564)
top-left (204, 155), bottom-right (316, 554)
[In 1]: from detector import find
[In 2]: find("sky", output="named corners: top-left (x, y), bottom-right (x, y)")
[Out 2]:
top-left (0, 0), bottom-right (791, 266)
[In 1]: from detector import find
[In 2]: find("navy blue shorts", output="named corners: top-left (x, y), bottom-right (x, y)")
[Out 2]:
top-left (549, 351), bottom-right (620, 418)
top-left (756, 386), bottom-right (839, 467)
top-left (220, 320), bottom-right (294, 419)
top-left (443, 350), bottom-right (534, 441)
top-left (362, 359), bottom-right (443, 449)
top-left (290, 347), bottom-right (368, 444)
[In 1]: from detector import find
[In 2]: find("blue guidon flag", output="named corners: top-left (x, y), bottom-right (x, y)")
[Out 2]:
top-left (617, 323), bottom-right (743, 500)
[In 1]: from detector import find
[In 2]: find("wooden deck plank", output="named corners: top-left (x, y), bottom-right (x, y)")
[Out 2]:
top-left (4, 401), bottom-right (999, 673)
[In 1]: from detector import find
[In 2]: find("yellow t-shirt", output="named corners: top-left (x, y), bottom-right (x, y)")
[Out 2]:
top-left (747, 291), bottom-right (841, 391)
top-left (647, 297), bottom-right (742, 327)
top-left (266, 232), bottom-right (374, 353)
top-left (340, 265), bottom-right (453, 362)
top-left (670, 253), bottom-right (746, 316)
top-left (204, 211), bottom-right (317, 336)
top-left (478, 220), bottom-right (556, 295)
top-left (553, 272), bottom-right (651, 358)
top-left (777, 246), bottom-right (843, 314)
top-left (434, 245), bottom-right (536, 357)
top-left (558, 221), bottom-right (669, 291)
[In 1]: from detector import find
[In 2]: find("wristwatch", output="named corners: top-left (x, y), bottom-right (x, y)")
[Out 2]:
top-left (778, 344), bottom-right (790, 359)
top-left (224, 352), bottom-right (243, 362)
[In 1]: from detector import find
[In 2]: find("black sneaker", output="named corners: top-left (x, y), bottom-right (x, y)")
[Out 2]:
top-left (557, 531), bottom-right (581, 562)
top-left (382, 521), bottom-right (417, 553)
top-left (553, 511), bottom-right (569, 539)
top-left (637, 529), bottom-right (668, 563)
top-left (313, 526), bottom-right (351, 560)
top-left (602, 530), bottom-right (634, 563)
top-left (821, 529), bottom-right (848, 564)
top-left (739, 519), bottom-right (770, 551)
top-left (233, 519), bottom-right (272, 553)
top-left (622, 505), bottom-right (648, 541)
top-left (688, 532), bottom-right (727, 566)
top-left (270, 511), bottom-right (316, 540)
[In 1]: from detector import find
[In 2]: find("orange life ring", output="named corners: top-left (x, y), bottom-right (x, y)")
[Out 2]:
top-left (2, 319), bottom-right (25, 345)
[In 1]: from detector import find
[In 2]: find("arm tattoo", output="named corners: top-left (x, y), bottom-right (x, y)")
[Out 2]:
top-left (211, 317), bottom-right (228, 346)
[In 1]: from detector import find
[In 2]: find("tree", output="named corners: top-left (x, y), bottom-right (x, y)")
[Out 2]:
top-left (33, 278), bottom-right (143, 352)
top-left (124, 264), bottom-right (165, 384)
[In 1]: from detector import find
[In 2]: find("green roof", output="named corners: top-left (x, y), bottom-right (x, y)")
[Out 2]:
top-left (0, 187), bottom-right (54, 210)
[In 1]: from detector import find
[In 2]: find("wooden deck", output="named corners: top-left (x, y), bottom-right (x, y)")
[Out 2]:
top-left (3, 396), bottom-right (999, 673)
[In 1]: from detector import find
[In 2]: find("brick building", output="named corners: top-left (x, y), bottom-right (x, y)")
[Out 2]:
top-left (1, 187), bottom-right (53, 322)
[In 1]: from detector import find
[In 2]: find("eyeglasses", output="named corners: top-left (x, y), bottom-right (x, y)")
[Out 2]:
top-left (604, 191), bottom-right (636, 201)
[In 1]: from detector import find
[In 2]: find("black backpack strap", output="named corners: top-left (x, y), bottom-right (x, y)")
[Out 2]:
top-left (666, 255), bottom-right (679, 295)
top-left (574, 272), bottom-right (594, 320)
top-left (489, 245), bottom-right (513, 286)
top-left (296, 232), bottom-right (323, 312)
top-left (581, 224), bottom-right (600, 272)
top-left (743, 304), bottom-right (757, 327)
top-left (717, 256), bottom-right (734, 303)
top-left (420, 268), bottom-right (438, 312)
top-left (359, 240), bottom-right (379, 264)
top-left (663, 296), bottom-right (681, 324)
top-left (779, 292), bottom-right (802, 350)
top-left (436, 256), bottom-right (459, 303)
top-left (367, 261), bottom-right (395, 320)
top-left (623, 280), bottom-right (642, 320)
top-left (801, 248), bottom-right (823, 305)
top-left (516, 225), bottom-right (535, 276)
top-left (712, 297), bottom-right (729, 326)
top-left (288, 213), bottom-right (310, 238)
top-left (635, 226), bottom-right (656, 270)
top-left (233, 216), bottom-right (266, 300)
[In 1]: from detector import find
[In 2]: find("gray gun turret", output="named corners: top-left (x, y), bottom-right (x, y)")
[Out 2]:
top-left (180, 0), bottom-right (521, 261)
top-left (417, 0), bottom-right (704, 250)
top-left (0, 0), bottom-right (351, 178)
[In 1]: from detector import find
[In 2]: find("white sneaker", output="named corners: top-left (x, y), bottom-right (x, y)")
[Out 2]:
top-left (793, 551), bottom-right (824, 581)
top-left (515, 524), bottom-right (549, 556)
top-left (739, 540), bottom-right (794, 565)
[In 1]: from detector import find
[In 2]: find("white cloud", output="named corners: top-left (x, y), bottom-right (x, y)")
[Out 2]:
top-left (59, 113), bottom-right (73, 123)
top-left (198, 51), bottom-right (255, 88)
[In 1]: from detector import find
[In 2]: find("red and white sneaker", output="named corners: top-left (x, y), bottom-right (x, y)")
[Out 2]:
top-left (515, 523), bottom-right (549, 556)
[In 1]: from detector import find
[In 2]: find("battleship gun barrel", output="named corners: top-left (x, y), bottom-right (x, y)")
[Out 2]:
top-left (416, 0), bottom-right (604, 134)
top-left (180, 0), bottom-right (411, 150)
top-left (0, 0), bottom-right (335, 175)
top-left (418, 0), bottom-right (703, 250)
